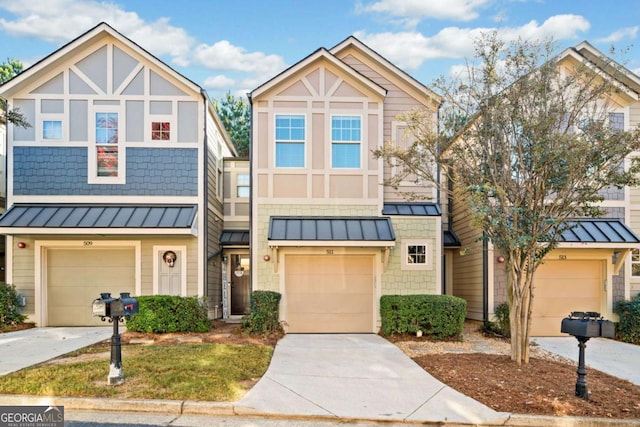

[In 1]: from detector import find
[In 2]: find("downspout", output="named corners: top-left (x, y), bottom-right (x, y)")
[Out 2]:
top-left (435, 101), bottom-right (444, 295)
top-left (201, 90), bottom-right (209, 300)
top-left (483, 232), bottom-right (489, 323)
top-left (247, 92), bottom-right (254, 294)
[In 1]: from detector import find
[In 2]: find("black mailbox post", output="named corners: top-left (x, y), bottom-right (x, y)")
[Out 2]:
top-left (92, 292), bottom-right (138, 385)
top-left (561, 311), bottom-right (614, 400)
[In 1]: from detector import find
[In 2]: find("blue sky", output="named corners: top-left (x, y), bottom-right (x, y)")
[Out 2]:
top-left (1, 0), bottom-right (640, 100)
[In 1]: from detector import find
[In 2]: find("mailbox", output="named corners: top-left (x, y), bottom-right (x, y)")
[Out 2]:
top-left (92, 292), bottom-right (114, 317)
top-left (561, 311), bottom-right (614, 339)
top-left (110, 292), bottom-right (138, 317)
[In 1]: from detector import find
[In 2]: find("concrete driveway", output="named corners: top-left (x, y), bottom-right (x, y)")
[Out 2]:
top-left (0, 326), bottom-right (112, 375)
top-left (238, 333), bottom-right (509, 424)
top-left (533, 336), bottom-right (640, 386)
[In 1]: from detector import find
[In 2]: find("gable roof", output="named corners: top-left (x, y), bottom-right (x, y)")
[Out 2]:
top-left (0, 21), bottom-right (202, 98)
top-left (249, 47), bottom-right (386, 101)
top-left (555, 41), bottom-right (640, 103)
top-left (330, 36), bottom-right (441, 106)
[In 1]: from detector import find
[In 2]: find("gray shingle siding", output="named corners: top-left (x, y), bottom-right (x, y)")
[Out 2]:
top-left (13, 147), bottom-right (198, 196)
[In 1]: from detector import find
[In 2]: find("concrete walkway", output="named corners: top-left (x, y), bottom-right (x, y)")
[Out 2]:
top-left (533, 336), bottom-right (640, 386)
top-left (0, 326), bottom-right (112, 375)
top-left (238, 334), bottom-right (510, 424)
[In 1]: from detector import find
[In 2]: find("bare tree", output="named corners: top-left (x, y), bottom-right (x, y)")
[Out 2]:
top-left (374, 33), bottom-right (640, 364)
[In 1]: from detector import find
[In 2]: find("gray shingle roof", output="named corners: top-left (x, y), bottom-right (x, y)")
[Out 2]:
top-left (268, 217), bottom-right (395, 241)
top-left (0, 204), bottom-right (197, 228)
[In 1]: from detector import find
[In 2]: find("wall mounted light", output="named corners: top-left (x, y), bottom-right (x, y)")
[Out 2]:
top-left (496, 256), bottom-right (505, 263)
top-left (17, 242), bottom-right (26, 249)
top-left (263, 254), bottom-right (271, 262)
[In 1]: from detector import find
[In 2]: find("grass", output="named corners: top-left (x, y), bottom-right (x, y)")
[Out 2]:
top-left (0, 343), bottom-right (273, 401)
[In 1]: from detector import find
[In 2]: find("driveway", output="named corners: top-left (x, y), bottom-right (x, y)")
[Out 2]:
top-left (532, 336), bottom-right (640, 386)
top-left (238, 333), bottom-right (509, 424)
top-left (0, 327), bottom-right (112, 375)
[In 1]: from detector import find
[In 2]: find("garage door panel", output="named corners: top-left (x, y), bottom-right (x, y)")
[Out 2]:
top-left (532, 260), bottom-right (602, 336)
top-left (47, 248), bottom-right (135, 326)
top-left (288, 313), bottom-right (372, 333)
top-left (285, 255), bottom-right (374, 333)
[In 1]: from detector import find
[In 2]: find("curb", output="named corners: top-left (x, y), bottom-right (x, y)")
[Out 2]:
top-left (2, 395), bottom-right (638, 427)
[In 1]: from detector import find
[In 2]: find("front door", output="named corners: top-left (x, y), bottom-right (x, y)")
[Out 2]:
top-left (230, 254), bottom-right (250, 315)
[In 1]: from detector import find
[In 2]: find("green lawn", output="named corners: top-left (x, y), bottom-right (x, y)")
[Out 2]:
top-left (0, 343), bottom-right (273, 401)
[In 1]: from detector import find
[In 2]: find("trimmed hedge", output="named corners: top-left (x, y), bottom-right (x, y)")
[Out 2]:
top-left (242, 290), bottom-right (282, 334)
top-left (615, 294), bottom-right (640, 344)
top-left (380, 294), bottom-right (466, 339)
top-left (0, 283), bottom-right (25, 326)
top-left (125, 295), bottom-right (210, 333)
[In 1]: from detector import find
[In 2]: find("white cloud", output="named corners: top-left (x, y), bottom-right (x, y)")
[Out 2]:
top-left (204, 74), bottom-right (236, 90)
top-left (358, 0), bottom-right (490, 27)
top-left (191, 40), bottom-right (286, 76)
top-left (596, 26), bottom-right (639, 43)
top-left (0, 0), bottom-right (193, 58)
top-left (356, 14), bottom-right (591, 71)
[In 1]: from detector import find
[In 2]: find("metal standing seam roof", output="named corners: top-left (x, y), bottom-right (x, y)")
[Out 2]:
top-left (0, 204), bottom-right (197, 228)
top-left (382, 202), bottom-right (441, 216)
top-left (268, 217), bottom-right (395, 241)
top-left (559, 219), bottom-right (640, 243)
top-left (219, 230), bottom-right (250, 245)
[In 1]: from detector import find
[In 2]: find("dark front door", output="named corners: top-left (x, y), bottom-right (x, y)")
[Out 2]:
top-left (230, 254), bottom-right (250, 315)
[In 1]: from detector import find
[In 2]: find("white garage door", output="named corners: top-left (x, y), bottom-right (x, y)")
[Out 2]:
top-left (47, 248), bottom-right (136, 326)
top-left (285, 255), bottom-right (375, 333)
top-left (531, 260), bottom-right (602, 336)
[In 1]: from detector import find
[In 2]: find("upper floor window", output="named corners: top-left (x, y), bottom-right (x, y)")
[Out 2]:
top-left (95, 112), bottom-right (119, 177)
top-left (43, 120), bottom-right (62, 140)
top-left (331, 116), bottom-right (361, 168)
top-left (151, 122), bottom-right (171, 140)
top-left (237, 173), bottom-right (250, 197)
top-left (407, 245), bottom-right (427, 264)
top-left (275, 115), bottom-right (305, 167)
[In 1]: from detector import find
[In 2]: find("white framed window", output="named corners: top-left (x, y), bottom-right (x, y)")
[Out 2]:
top-left (331, 115), bottom-right (361, 168)
top-left (89, 106), bottom-right (125, 184)
top-left (632, 249), bottom-right (640, 277)
top-left (275, 114), bottom-right (305, 167)
top-left (237, 173), bottom-right (250, 197)
top-left (401, 239), bottom-right (434, 271)
top-left (42, 120), bottom-right (63, 140)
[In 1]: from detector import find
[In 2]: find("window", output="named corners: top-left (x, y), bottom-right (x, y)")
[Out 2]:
top-left (331, 116), bottom-right (361, 168)
top-left (95, 112), bottom-right (119, 177)
top-left (43, 120), bottom-right (62, 140)
top-left (632, 249), bottom-right (640, 276)
top-left (609, 112), bottom-right (624, 132)
top-left (402, 239), bottom-right (433, 270)
top-left (151, 121), bottom-right (171, 140)
top-left (237, 173), bottom-right (250, 197)
top-left (275, 115), bottom-right (305, 167)
top-left (407, 245), bottom-right (426, 264)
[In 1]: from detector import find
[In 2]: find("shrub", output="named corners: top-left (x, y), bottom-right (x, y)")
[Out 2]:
top-left (615, 294), bottom-right (640, 344)
top-left (242, 290), bottom-right (282, 335)
top-left (483, 302), bottom-right (510, 337)
top-left (126, 295), bottom-right (210, 333)
top-left (379, 294), bottom-right (466, 339)
top-left (0, 283), bottom-right (26, 326)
